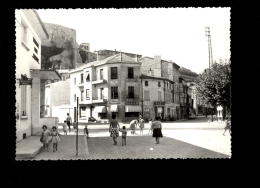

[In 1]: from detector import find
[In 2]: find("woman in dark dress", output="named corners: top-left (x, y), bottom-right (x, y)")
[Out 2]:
top-left (109, 114), bottom-right (120, 145)
top-left (152, 116), bottom-right (163, 144)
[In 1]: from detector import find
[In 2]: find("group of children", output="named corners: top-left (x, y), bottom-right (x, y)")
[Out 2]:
top-left (61, 120), bottom-right (89, 137)
top-left (40, 125), bottom-right (60, 152)
top-left (129, 118), bottom-right (146, 135)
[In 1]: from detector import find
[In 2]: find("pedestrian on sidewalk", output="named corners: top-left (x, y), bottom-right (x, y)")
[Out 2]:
top-left (148, 119), bottom-right (153, 135)
top-left (50, 126), bottom-right (60, 152)
top-left (40, 125), bottom-right (50, 152)
top-left (73, 120), bottom-right (77, 134)
top-left (152, 117), bottom-right (163, 144)
top-left (139, 118), bottom-right (145, 134)
top-left (109, 114), bottom-right (120, 145)
top-left (119, 126), bottom-right (127, 146)
top-left (63, 120), bottom-right (68, 135)
top-left (129, 119), bottom-right (138, 135)
top-left (66, 113), bottom-right (72, 134)
top-left (223, 116), bottom-right (231, 136)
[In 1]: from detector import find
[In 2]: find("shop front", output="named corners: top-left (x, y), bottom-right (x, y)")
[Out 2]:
top-left (124, 105), bottom-right (142, 122)
top-left (154, 101), bottom-right (165, 120)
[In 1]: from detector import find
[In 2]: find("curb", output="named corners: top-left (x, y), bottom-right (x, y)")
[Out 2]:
top-left (16, 146), bottom-right (43, 160)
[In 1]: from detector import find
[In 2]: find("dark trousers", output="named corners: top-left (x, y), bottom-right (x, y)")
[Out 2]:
top-left (67, 122), bottom-right (71, 131)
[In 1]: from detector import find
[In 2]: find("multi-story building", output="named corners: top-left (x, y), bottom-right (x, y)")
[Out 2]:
top-left (139, 55), bottom-right (181, 120)
top-left (15, 9), bottom-right (60, 142)
top-left (179, 77), bottom-right (188, 118)
top-left (69, 53), bottom-right (142, 123)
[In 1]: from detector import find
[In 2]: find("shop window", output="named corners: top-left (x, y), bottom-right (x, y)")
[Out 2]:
top-left (128, 67), bottom-right (134, 78)
top-left (111, 67), bottom-right (118, 79)
top-left (125, 112), bottom-right (139, 117)
top-left (21, 85), bottom-right (27, 116)
top-left (111, 87), bottom-right (118, 99)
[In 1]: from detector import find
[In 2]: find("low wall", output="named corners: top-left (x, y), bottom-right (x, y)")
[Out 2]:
top-left (33, 117), bottom-right (58, 134)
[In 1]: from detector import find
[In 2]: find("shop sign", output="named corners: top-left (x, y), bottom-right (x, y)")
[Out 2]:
top-left (18, 74), bottom-right (32, 88)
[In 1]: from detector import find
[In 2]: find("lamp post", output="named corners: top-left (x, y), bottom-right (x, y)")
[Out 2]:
top-left (76, 97), bottom-right (79, 157)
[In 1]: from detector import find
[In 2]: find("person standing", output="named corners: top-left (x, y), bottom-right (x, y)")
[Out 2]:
top-left (50, 126), bottom-right (60, 152)
top-left (129, 119), bottom-right (138, 135)
top-left (148, 119), bottom-right (153, 135)
top-left (119, 126), bottom-right (127, 146)
top-left (139, 118), bottom-right (145, 134)
top-left (152, 117), bottom-right (163, 144)
top-left (62, 120), bottom-right (68, 135)
top-left (66, 113), bottom-right (72, 134)
top-left (223, 115), bottom-right (231, 136)
top-left (109, 114), bottom-right (120, 145)
top-left (40, 125), bottom-right (50, 152)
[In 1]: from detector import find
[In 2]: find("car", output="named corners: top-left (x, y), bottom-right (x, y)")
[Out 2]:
top-left (88, 117), bottom-right (96, 123)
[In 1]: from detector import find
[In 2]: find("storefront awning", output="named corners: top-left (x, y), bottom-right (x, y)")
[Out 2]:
top-left (30, 69), bottom-right (61, 80)
top-left (94, 106), bottom-right (107, 113)
top-left (110, 105), bottom-right (118, 112)
top-left (125, 105), bottom-right (142, 112)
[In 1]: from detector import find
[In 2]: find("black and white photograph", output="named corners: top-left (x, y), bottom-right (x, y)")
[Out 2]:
top-left (15, 8), bottom-right (231, 160)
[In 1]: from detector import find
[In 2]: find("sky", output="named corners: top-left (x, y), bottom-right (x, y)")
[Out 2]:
top-left (37, 8), bottom-right (230, 74)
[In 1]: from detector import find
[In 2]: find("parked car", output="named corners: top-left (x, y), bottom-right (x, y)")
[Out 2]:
top-left (88, 117), bottom-right (96, 123)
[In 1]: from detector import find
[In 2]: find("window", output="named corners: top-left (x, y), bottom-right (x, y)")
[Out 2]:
top-left (86, 89), bottom-right (90, 99)
top-left (128, 67), bottom-right (134, 78)
top-left (144, 90), bottom-right (150, 101)
top-left (100, 69), bottom-right (103, 80)
top-left (34, 47), bottom-right (38, 54)
top-left (80, 107), bottom-right (86, 117)
top-left (81, 90), bottom-right (84, 101)
top-left (158, 91), bottom-right (162, 101)
top-left (100, 88), bottom-right (104, 99)
top-left (21, 85), bottom-right (27, 116)
top-left (86, 71), bottom-right (90, 81)
top-left (74, 78), bottom-right (76, 85)
top-left (81, 73), bottom-right (83, 83)
top-left (111, 67), bottom-right (118, 79)
top-left (158, 81), bottom-right (161, 87)
top-left (62, 76), bottom-right (66, 81)
top-left (21, 22), bottom-right (28, 44)
top-left (128, 86), bottom-right (134, 98)
top-left (145, 81), bottom-right (148, 87)
top-left (111, 87), bottom-right (118, 99)
top-left (74, 94), bottom-right (76, 102)
top-left (33, 37), bottom-right (39, 48)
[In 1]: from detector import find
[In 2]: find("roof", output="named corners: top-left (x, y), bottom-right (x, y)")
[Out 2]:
top-left (69, 53), bottom-right (140, 74)
top-left (140, 74), bottom-right (174, 83)
top-left (140, 56), bottom-right (180, 69)
top-left (30, 69), bottom-right (61, 80)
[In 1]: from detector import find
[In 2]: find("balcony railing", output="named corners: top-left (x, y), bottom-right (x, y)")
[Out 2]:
top-left (92, 97), bottom-right (107, 103)
top-left (154, 101), bottom-right (165, 105)
top-left (125, 95), bottom-right (139, 101)
top-left (76, 82), bottom-right (84, 87)
top-left (92, 79), bottom-right (107, 85)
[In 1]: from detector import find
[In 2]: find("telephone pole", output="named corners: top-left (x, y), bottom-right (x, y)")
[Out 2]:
top-left (205, 27), bottom-right (214, 70)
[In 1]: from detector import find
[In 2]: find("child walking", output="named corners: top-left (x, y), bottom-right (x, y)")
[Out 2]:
top-left (63, 120), bottom-right (68, 135)
top-left (223, 116), bottom-right (231, 136)
top-left (148, 119), bottom-right (153, 135)
top-left (40, 125), bottom-right (50, 152)
top-left (50, 126), bottom-right (60, 152)
top-left (139, 118), bottom-right (145, 134)
top-left (129, 119), bottom-right (138, 135)
top-left (119, 126), bottom-right (127, 146)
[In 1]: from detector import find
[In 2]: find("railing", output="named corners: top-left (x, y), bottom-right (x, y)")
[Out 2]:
top-left (125, 95), bottom-right (139, 99)
top-left (126, 76), bottom-right (138, 82)
top-left (92, 97), bottom-right (108, 103)
top-left (92, 79), bottom-right (107, 85)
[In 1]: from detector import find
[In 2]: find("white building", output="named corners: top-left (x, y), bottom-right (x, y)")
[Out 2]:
top-left (15, 9), bottom-right (60, 142)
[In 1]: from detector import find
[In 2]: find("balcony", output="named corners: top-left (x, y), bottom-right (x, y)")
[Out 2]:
top-left (76, 81), bottom-right (84, 87)
top-left (125, 95), bottom-right (139, 101)
top-left (92, 97), bottom-right (107, 104)
top-left (154, 101), bottom-right (165, 105)
top-left (92, 79), bottom-right (107, 85)
top-left (126, 76), bottom-right (138, 82)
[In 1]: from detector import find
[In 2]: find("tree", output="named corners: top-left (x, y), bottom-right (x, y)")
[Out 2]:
top-left (196, 59), bottom-right (231, 112)
top-left (63, 39), bottom-right (74, 68)
top-left (79, 49), bottom-right (88, 63)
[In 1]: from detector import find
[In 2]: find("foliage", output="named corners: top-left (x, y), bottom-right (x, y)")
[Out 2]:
top-left (79, 49), bottom-right (88, 63)
top-left (63, 39), bottom-right (75, 68)
top-left (179, 67), bottom-right (199, 77)
top-left (196, 59), bottom-right (231, 110)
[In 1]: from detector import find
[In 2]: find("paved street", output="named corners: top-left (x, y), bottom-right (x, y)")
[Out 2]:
top-left (32, 117), bottom-right (231, 160)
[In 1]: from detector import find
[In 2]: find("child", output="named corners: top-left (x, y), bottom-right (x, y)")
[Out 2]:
top-left (63, 120), bottom-right (68, 135)
top-left (73, 121), bottom-right (77, 134)
top-left (119, 126), bottom-right (127, 146)
top-left (223, 116), bottom-right (231, 136)
top-left (129, 119), bottom-right (138, 135)
top-left (50, 126), bottom-right (60, 152)
top-left (84, 125), bottom-right (89, 138)
top-left (139, 118), bottom-right (145, 134)
top-left (148, 119), bottom-right (153, 135)
top-left (40, 125), bottom-right (50, 152)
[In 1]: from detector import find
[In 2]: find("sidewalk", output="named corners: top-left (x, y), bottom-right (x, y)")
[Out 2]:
top-left (16, 136), bottom-right (43, 159)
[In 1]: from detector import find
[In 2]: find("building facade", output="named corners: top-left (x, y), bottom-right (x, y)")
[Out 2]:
top-left (69, 53), bottom-right (142, 123)
top-left (15, 9), bottom-right (60, 142)
top-left (139, 55), bottom-right (180, 120)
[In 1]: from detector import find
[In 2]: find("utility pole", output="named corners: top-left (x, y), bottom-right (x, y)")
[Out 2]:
top-left (76, 97), bottom-right (79, 157)
top-left (205, 26), bottom-right (214, 121)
